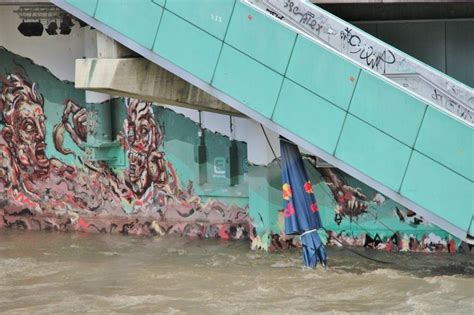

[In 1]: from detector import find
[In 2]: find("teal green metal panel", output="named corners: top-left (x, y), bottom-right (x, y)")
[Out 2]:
top-left (349, 71), bottom-right (427, 147)
top-left (65, 0), bottom-right (97, 15)
top-left (212, 44), bottom-right (282, 118)
top-left (273, 79), bottom-right (346, 154)
top-left (335, 115), bottom-right (412, 192)
top-left (153, 11), bottom-right (222, 83)
top-left (286, 36), bottom-right (360, 111)
top-left (165, 0), bottom-right (235, 40)
top-left (95, 0), bottom-right (162, 49)
top-left (152, 0), bottom-right (166, 7)
top-left (225, 1), bottom-right (296, 75)
top-left (401, 151), bottom-right (473, 232)
top-left (415, 107), bottom-right (473, 181)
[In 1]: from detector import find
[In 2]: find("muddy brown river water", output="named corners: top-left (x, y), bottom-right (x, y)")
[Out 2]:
top-left (0, 230), bottom-right (473, 314)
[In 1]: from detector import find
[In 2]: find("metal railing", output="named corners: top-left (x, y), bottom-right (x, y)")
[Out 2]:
top-left (242, 0), bottom-right (474, 126)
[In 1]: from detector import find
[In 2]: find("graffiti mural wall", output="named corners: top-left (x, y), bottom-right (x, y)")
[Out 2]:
top-left (263, 157), bottom-right (460, 253)
top-left (0, 47), bottom-right (251, 239)
top-left (0, 47), bottom-right (461, 253)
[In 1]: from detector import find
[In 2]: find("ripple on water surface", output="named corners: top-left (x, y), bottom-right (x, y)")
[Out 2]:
top-left (0, 230), bottom-right (473, 314)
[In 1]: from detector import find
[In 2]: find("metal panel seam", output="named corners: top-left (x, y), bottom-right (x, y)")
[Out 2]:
top-left (398, 105), bottom-right (429, 193)
top-left (333, 68), bottom-right (362, 156)
top-left (210, 0), bottom-right (238, 85)
top-left (269, 34), bottom-right (298, 120)
top-left (151, 2), bottom-right (166, 50)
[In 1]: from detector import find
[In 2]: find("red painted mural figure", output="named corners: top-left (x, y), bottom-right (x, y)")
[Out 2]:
top-left (0, 74), bottom-right (77, 200)
top-left (0, 73), bottom-right (123, 216)
top-left (119, 99), bottom-right (248, 231)
top-left (319, 168), bottom-right (369, 223)
top-left (0, 74), bottom-right (249, 238)
top-left (121, 98), bottom-right (170, 198)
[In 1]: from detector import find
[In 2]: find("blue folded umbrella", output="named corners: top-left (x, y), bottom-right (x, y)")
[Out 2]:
top-left (280, 138), bottom-right (327, 269)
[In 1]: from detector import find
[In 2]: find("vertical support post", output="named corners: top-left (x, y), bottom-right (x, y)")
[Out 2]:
top-left (228, 116), bottom-right (239, 186)
top-left (197, 110), bottom-right (207, 185)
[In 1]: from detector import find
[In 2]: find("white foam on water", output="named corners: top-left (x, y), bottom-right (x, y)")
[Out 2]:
top-left (0, 230), bottom-right (472, 314)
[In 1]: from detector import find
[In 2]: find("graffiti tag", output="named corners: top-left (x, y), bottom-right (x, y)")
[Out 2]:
top-left (340, 27), bottom-right (395, 72)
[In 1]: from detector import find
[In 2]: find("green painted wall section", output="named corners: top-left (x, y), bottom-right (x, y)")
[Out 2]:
top-left (64, 0), bottom-right (473, 237)
top-left (158, 106), bottom-right (248, 194)
top-left (248, 163), bottom-right (282, 250)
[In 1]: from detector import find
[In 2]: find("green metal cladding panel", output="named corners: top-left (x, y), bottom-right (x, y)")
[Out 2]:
top-left (153, 10), bottom-right (222, 83)
top-left (286, 35), bottom-right (360, 111)
top-left (349, 71), bottom-right (427, 147)
top-left (415, 107), bottom-right (473, 181)
top-left (273, 79), bottom-right (346, 154)
top-left (152, 0), bottom-right (166, 7)
top-left (95, 0), bottom-right (163, 49)
top-left (401, 151), bottom-right (473, 232)
top-left (165, 0), bottom-right (235, 40)
top-left (212, 44), bottom-right (283, 118)
top-left (64, 0), bottom-right (97, 15)
top-left (335, 115), bottom-right (412, 192)
top-left (225, 1), bottom-right (297, 75)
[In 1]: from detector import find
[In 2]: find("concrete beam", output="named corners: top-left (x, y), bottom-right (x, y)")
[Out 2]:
top-left (75, 58), bottom-right (244, 117)
top-left (96, 31), bottom-right (138, 59)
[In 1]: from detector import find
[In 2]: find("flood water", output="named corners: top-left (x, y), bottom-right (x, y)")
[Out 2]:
top-left (0, 230), bottom-right (473, 314)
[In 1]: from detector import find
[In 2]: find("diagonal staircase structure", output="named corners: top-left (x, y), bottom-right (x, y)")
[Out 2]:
top-left (52, 0), bottom-right (473, 243)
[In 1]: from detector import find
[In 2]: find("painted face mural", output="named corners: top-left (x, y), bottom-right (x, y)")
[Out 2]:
top-left (0, 73), bottom-right (120, 213)
top-left (123, 99), bottom-right (169, 197)
top-left (0, 67), bottom-right (250, 241)
top-left (0, 74), bottom-right (49, 175)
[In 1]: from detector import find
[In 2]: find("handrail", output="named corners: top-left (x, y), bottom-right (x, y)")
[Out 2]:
top-left (242, 0), bottom-right (474, 127)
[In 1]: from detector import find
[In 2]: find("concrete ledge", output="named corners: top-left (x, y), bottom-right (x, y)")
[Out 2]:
top-left (75, 58), bottom-right (245, 117)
